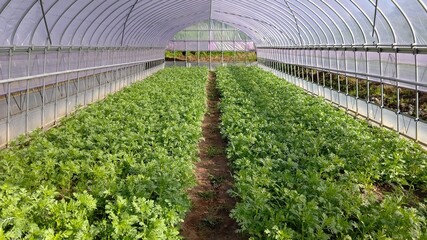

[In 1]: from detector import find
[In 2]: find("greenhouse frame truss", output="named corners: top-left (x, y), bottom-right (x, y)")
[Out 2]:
top-left (0, 0), bottom-right (427, 146)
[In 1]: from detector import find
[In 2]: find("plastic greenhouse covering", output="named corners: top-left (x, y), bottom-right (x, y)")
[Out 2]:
top-left (0, 0), bottom-right (427, 146)
top-left (167, 20), bottom-right (255, 52)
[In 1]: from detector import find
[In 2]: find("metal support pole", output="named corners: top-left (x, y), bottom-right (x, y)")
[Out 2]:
top-left (396, 51), bottom-right (400, 133)
top-left (355, 50), bottom-right (359, 116)
top-left (221, 22), bottom-right (224, 66)
top-left (366, 50), bottom-right (370, 121)
top-left (379, 51), bottom-right (384, 126)
top-left (415, 52), bottom-right (419, 142)
top-left (6, 49), bottom-right (12, 146)
top-left (25, 48), bottom-right (31, 135)
top-left (54, 48), bottom-right (60, 124)
top-left (42, 47), bottom-right (47, 129)
top-left (76, 48), bottom-right (81, 106)
top-left (66, 48), bottom-right (71, 116)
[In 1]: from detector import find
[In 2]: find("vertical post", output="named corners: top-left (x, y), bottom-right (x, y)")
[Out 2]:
top-left (185, 40), bottom-right (188, 66)
top-left (173, 42), bottom-right (176, 66)
top-left (344, 50), bottom-right (349, 111)
top-left (415, 51), bottom-right (419, 142)
top-left (6, 48), bottom-right (12, 146)
top-left (335, 50), bottom-right (340, 106)
top-left (54, 48), bottom-right (60, 124)
top-left (95, 48), bottom-right (100, 101)
top-left (395, 51), bottom-right (400, 133)
top-left (233, 28), bottom-right (236, 64)
top-left (355, 50), bottom-right (359, 116)
top-left (329, 50), bottom-right (333, 101)
top-left (209, 19), bottom-right (212, 70)
top-left (366, 50), bottom-right (370, 121)
top-left (25, 48), bottom-right (31, 135)
top-left (379, 50), bottom-right (384, 126)
top-left (221, 22), bottom-right (224, 66)
top-left (66, 48), bottom-right (71, 116)
top-left (76, 48), bottom-right (81, 106)
top-left (41, 47), bottom-right (47, 129)
top-left (197, 24), bottom-right (200, 66)
top-left (244, 36), bottom-right (248, 66)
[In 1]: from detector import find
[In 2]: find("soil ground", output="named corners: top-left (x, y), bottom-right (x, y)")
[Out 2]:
top-left (180, 72), bottom-right (247, 240)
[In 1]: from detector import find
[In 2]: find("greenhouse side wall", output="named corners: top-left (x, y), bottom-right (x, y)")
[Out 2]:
top-left (0, 46), bottom-right (165, 148)
top-left (257, 47), bottom-right (427, 146)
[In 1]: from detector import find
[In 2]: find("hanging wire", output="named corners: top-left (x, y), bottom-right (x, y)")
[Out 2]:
top-left (39, 0), bottom-right (52, 45)
top-left (372, 0), bottom-right (379, 38)
top-left (121, 0), bottom-right (139, 46)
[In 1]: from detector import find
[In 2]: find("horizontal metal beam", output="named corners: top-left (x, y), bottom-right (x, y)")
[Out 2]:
top-left (259, 57), bottom-right (427, 88)
top-left (0, 58), bottom-right (164, 84)
top-left (257, 44), bottom-right (427, 54)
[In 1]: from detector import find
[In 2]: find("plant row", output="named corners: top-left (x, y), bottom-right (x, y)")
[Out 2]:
top-left (216, 66), bottom-right (427, 239)
top-left (0, 67), bottom-right (208, 239)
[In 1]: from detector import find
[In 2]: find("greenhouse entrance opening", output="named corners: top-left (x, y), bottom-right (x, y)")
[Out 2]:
top-left (166, 20), bottom-right (256, 69)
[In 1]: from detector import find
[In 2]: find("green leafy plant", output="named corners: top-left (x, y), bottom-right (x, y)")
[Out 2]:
top-left (207, 146), bottom-right (222, 158)
top-left (0, 67), bottom-right (209, 238)
top-left (217, 66), bottom-right (427, 239)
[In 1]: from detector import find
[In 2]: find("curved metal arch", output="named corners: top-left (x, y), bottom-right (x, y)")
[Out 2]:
top-left (117, 0), bottom-right (208, 46)
top-left (331, 0), bottom-right (368, 44)
top-left (214, 11), bottom-right (296, 46)
top-left (0, 0), bottom-right (12, 16)
top-left (10, 0), bottom-right (38, 45)
top-left (218, 17), bottom-right (281, 45)
top-left (245, 0), bottom-right (308, 45)
top-left (214, 20), bottom-right (264, 43)
top-left (120, 3), bottom-right (208, 46)
top-left (68, 0), bottom-right (111, 45)
top-left (390, 0), bottom-right (416, 44)
top-left (77, 0), bottom-right (130, 46)
top-left (98, 5), bottom-right (131, 46)
top-left (213, 6), bottom-right (301, 46)
top-left (217, 0), bottom-right (307, 45)
top-left (130, 6), bottom-right (278, 46)
top-left (30, 0), bottom-right (77, 45)
top-left (318, 0), bottom-right (357, 44)
top-left (129, 12), bottom-right (214, 46)
top-left (288, 2), bottom-right (330, 45)
top-left (83, 1), bottom-right (131, 45)
top-left (356, 0), bottom-right (397, 44)
top-left (272, 0), bottom-right (320, 45)
top-left (283, 0), bottom-right (303, 44)
top-left (58, 0), bottom-right (98, 45)
top-left (120, 0), bottom-right (139, 46)
top-left (261, 0), bottom-right (314, 45)
top-left (282, 8), bottom-right (317, 45)
top-left (294, 0), bottom-right (339, 45)
top-left (301, 0), bottom-right (345, 45)
top-left (346, 0), bottom-right (380, 44)
top-left (158, 18), bottom-right (263, 44)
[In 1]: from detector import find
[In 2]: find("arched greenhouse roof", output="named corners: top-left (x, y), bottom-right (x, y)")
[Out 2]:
top-left (1, 0), bottom-right (427, 48)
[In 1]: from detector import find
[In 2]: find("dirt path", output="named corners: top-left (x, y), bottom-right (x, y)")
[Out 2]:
top-left (181, 72), bottom-right (246, 240)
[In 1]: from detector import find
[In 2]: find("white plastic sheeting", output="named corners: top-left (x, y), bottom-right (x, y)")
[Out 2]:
top-left (1, 0), bottom-right (427, 47)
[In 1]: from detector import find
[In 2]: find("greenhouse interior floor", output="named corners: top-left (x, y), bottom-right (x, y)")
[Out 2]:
top-left (181, 71), bottom-right (246, 240)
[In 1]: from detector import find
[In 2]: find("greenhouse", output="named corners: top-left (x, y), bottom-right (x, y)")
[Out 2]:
top-left (1, 0), bottom-right (427, 239)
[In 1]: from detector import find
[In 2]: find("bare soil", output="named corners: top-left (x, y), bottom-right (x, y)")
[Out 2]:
top-left (181, 72), bottom-right (247, 240)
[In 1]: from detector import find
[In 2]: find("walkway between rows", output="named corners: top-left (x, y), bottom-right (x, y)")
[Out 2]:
top-left (181, 71), bottom-right (246, 240)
